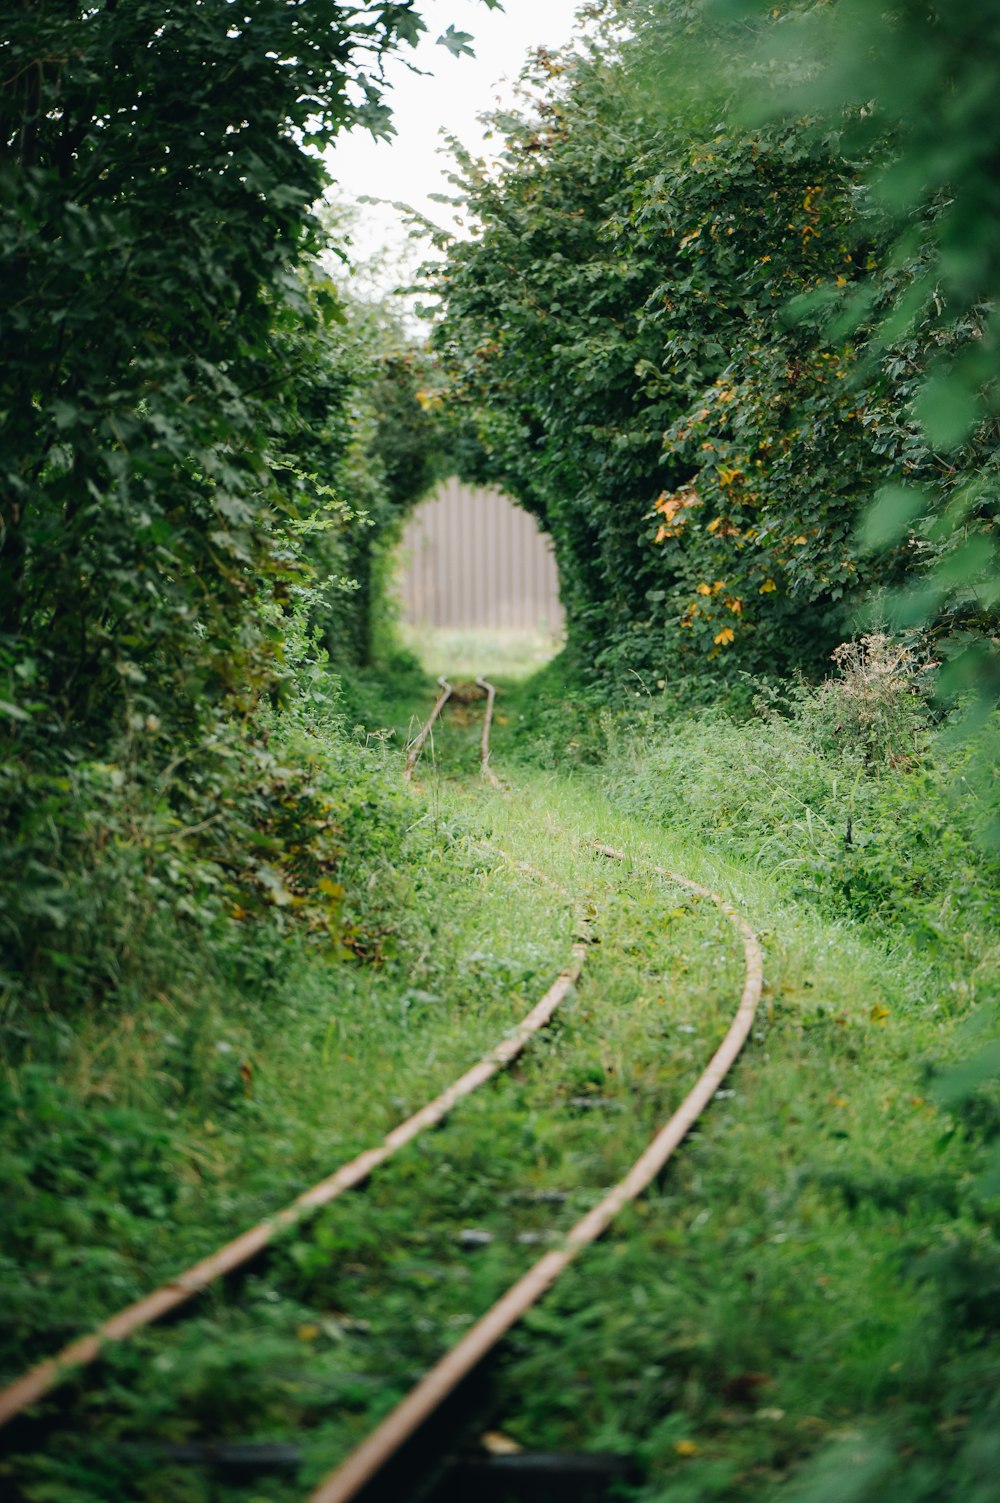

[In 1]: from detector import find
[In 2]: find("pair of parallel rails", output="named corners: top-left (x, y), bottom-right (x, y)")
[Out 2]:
top-left (0, 677), bottom-right (763, 1503)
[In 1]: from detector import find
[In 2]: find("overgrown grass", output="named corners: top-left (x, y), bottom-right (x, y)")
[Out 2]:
top-left (484, 775), bottom-right (999, 1503)
top-left (2, 643), bottom-right (998, 1503)
top-left (400, 625), bottom-right (564, 682)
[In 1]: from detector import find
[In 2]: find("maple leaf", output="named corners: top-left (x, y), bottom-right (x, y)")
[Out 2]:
top-left (436, 25), bottom-right (475, 58)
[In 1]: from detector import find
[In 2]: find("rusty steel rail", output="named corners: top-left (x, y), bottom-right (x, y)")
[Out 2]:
top-left (475, 676), bottom-right (501, 789)
top-left (405, 675), bottom-right (504, 789)
top-left (403, 675), bottom-right (452, 782)
top-left (1, 673), bottom-right (763, 1497)
top-left (0, 889), bottom-right (589, 1431)
top-left (309, 843), bottom-right (763, 1503)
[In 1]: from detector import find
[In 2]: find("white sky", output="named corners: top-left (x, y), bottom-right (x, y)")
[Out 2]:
top-left (326, 0), bottom-right (584, 293)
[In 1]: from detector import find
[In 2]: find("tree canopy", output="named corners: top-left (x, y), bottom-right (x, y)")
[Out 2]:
top-left (430, 0), bottom-right (998, 699)
top-left (0, 0), bottom-right (442, 737)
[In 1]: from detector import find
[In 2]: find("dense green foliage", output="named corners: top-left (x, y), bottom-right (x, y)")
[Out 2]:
top-left (673, 0), bottom-right (1000, 709)
top-left (2, 0), bottom-right (418, 732)
top-left (0, 3), bottom-right (446, 1016)
top-left (431, 1), bottom-right (998, 695)
top-left (432, 47), bottom-right (868, 679)
top-left (1, 3), bottom-right (997, 1501)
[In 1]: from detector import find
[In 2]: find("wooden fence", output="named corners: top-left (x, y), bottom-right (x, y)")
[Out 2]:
top-left (396, 478), bottom-right (565, 632)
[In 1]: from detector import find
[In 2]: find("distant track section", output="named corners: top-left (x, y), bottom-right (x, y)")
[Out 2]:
top-left (403, 674), bottom-right (452, 782)
top-left (475, 676), bottom-right (501, 788)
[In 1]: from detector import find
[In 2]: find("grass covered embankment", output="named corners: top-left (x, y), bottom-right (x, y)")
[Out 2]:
top-left (2, 638), bottom-right (998, 1503)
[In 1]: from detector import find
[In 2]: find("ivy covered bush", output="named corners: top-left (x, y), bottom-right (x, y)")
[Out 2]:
top-left (0, 3), bottom-right (445, 1015)
top-left (430, 0), bottom-right (998, 690)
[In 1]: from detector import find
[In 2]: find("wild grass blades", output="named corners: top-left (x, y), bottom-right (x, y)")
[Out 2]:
top-left (399, 625), bottom-right (564, 682)
top-left (3, 645), bottom-right (997, 1503)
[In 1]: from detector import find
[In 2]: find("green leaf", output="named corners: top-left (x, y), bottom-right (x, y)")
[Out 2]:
top-left (393, 11), bottom-right (427, 48)
top-left (860, 485), bottom-right (929, 551)
top-left (436, 25), bottom-right (476, 59)
top-left (913, 373), bottom-right (980, 452)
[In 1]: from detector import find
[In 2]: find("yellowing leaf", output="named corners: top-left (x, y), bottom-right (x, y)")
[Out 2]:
top-left (714, 627), bottom-right (735, 646)
top-left (297, 1324), bottom-right (320, 1342)
top-left (696, 582), bottom-right (712, 596)
top-left (870, 1004), bottom-right (890, 1024)
top-left (707, 516), bottom-right (722, 533)
top-left (793, 535), bottom-right (808, 546)
top-left (675, 1440), bottom-right (701, 1457)
top-left (481, 1432), bottom-right (522, 1456)
top-left (759, 578), bottom-right (777, 593)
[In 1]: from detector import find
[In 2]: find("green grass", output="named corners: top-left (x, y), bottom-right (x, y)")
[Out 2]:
top-left (399, 624), bottom-right (564, 681)
top-left (1, 648), bottom-right (997, 1503)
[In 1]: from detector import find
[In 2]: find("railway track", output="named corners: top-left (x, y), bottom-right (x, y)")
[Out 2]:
top-left (403, 674), bottom-right (499, 787)
top-left (1, 674), bottom-right (763, 1503)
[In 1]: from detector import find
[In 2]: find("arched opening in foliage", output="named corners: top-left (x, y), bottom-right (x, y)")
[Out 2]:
top-left (394, 479), bottom-right (564, 677)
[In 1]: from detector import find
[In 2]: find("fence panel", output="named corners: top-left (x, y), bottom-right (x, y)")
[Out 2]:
top-left (396, 479), bottom-right (564, 631)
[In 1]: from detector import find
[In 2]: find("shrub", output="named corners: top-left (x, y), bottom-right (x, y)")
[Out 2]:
top-left (603, 644), bottom-right (1000, 947)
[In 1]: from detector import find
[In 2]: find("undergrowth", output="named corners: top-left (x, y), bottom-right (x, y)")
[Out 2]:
top-left (1, 638), bottom-right (998, 1503)
top-left (602, 642), bottom-right (1000, 963)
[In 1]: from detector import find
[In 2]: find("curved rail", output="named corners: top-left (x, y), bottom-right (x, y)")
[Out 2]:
top-left (403, 675), bottom-right (452, 782)
top-left (1, 674), bottom-right (764, 1495)
top-left (309, 844), bottom-right (763, 1503)
top-left (0, 893), bottom-right (589, 1429)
